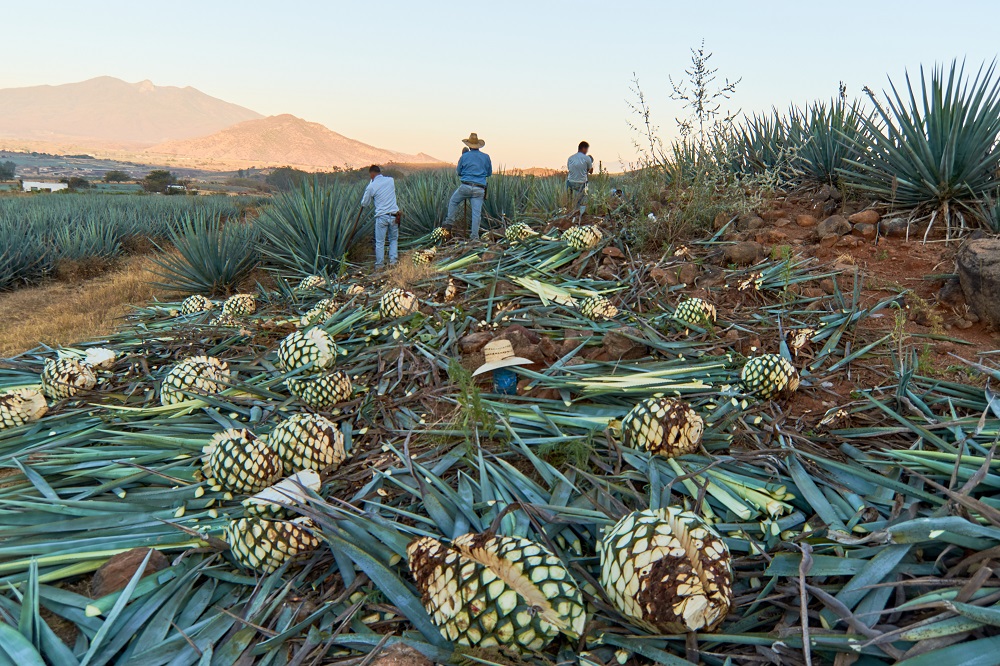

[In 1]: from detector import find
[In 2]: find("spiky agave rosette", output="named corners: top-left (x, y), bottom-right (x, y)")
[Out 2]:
top-left (741, 353), bottom-right (800, 399)
top-left (0, 388), bottom-right (48, 429)
top-left (202, 428), bottom-right (283, 494)
top-left (179, 294), bottom-right (214, 316)
top-left (159, 356), bottom-right (231, 406)
top-left (599, 507), bottom-right (733, 633)
top-left (225, 516), bottom-right (320, 573)
top-left (407, 533), bottom-right (587, 652)
top-left (579, 294), bottom-right (619, 321)
top-left (286, 371), bottom-right (353, 411)
top-left (266, 413), bottom-right (346, 474)
top-left (276, 328), bottom-right (338, 373)
top-left (621, 397), bottom-right (704, 458)
top-left (40, 358), bottom-right (97, 400)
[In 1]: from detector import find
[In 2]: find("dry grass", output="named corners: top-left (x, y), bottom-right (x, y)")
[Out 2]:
top-left (384, 253), bottom-right (439, 290)
top-left (0, 257), bottom-right (170, 357)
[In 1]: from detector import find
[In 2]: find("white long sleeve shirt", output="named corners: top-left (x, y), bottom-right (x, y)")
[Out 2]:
top-left (360, 174), bottom-right (399, 217)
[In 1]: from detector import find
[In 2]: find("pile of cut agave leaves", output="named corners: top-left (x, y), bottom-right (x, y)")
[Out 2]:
top-left (0, 216), bottom-right (999, 666)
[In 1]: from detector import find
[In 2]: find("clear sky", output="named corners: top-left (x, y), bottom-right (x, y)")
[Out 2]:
top-left (4, 1), bottom-right (1000, 168)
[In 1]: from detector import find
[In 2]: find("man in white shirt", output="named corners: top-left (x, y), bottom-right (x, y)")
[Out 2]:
top-left (359, 165), bottom-right (400, 270)
top-left (566, 141), bottom-right (594, 220)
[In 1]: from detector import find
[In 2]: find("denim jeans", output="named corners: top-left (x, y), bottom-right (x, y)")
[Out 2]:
top-left (374, 214), bottom-right (398, 268)
top-left (445, 183), bottom-right (485, 239)
top-left (567, 181), bottom-right (587, 214)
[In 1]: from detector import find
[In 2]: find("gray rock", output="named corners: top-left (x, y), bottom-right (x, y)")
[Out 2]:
top-left (816, 215), bottom-right (852, 237)
top-left (818, 184), bottom-right (843, 201)
top-left (724, 241), bottom-right (765, 266)
top-left (880, 218), bottom-right (909, 238)
top-left (956, 239), bottom-right (1000, 326)
top-left (937, 276), bottom-right (966, 308)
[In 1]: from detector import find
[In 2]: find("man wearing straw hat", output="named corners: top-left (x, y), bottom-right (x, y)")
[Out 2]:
top-left (472, 339), bottom-right (532, 395)
top-left (441, 132), bottom-right (492, 241)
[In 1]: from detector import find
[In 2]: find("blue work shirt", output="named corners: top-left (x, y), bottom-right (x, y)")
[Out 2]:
top-left (456, 149), bottom-right (492, 186)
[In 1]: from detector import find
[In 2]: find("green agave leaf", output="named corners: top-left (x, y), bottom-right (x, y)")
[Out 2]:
top-left (897, 634), bottom-right (1000, 666)
top-left (0, 623), bottom-right (46, 666)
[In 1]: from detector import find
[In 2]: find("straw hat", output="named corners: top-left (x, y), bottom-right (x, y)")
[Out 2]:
top-left (462, 132), bottom-right (486, 149)
top-left (472, 339), bottom-right (532, 376)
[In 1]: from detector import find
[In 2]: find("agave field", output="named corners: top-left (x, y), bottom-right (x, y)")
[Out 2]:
top-left (0, 194), bottom-right (265, 290)
top-left (0, 60), bottom-right (999, 666)
top-left (0, 204), bottom-right (997, 665)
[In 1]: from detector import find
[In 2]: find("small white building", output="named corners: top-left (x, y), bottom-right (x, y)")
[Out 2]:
top-left (22, 181), bottom-right (68, 192)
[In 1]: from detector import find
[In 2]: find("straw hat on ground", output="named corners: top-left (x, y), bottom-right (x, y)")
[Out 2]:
top-left (462, 132), bottom-right (486, 149)
top-left (472, 339), bottom-right (532, 376)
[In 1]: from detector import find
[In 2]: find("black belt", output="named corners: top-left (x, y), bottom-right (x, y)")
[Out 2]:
top-left (461, 181), bottom-right (485, 188)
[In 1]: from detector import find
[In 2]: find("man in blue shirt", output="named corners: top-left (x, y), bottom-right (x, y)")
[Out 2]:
top-left (359, 165), bottom-right (400, 270)
top-left (442, 133), bottom-right (492, 240)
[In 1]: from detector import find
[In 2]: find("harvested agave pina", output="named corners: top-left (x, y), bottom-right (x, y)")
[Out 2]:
top-left (0, 388), bottom-right (48, 429)
top-left (225, 516), bottom-right (320, 573)
top-left (430, 226), bottom-right (451, 243)
top-left (41, 358), bottom-right (97, 400)
top-left (345, 284), bottom-right (365, 297)
top-left (579, 295), bottom-right (619, 321)
top-left (505, 221), bottom-right (537, 243)
top-left (179, 295), bottom-right (214, 316)
top-left (266, 413), bottom-right (346, 474)
top-left (673, 298), bottom-right (717, 329)
top-left (243, 469), bottom-right (321, 517)
top-left (407, 533), bottom-right (587, 652)
top-left (299, 298), bottom-right (339, 327)
top-left (286, 371), bottom-right (352, 410)
top-left (599, 507), bottom-right (733, 633)
top-left (621, 397), bottom-right (703, 458)
top-left (412, 247), bottom-right (437, 266)
top-left (276, 328), bottom-right (338, 373)
top-left (379, 288), bottom-right (419, 319)
top-left (562, 225), bottom-right (603, 251)
top-left (202, 428), bottom-right (282, 494)
top-left (741, 354), bottom-right (800, 399)
top-left (83, 348), bottom-right (117, 370)
top-left (222, 293), bottom-right (256, 317)
top-left (296, 275), bottom-right (326, 291)
top-left (159, 356), bottom-right (231, 406)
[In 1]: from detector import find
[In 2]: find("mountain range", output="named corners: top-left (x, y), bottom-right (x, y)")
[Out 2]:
top-left (0, 77), bottom-right (441, 169)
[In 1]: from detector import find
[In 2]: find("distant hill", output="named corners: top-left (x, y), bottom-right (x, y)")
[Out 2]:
top-left (0, 76), bottom-right (263, 145)
top-left (146, 114), bottom-right (443, 169)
